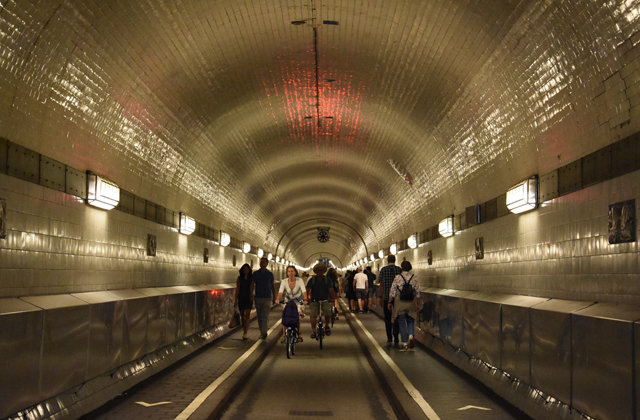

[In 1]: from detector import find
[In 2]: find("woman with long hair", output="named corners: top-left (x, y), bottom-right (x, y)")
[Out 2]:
top-left (234, 263), bottom-right (254, 340)
top-left (275, 265), bottom-right (307, 342)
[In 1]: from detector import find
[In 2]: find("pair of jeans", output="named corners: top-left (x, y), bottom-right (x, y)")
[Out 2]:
top-left (397, 313), bottom-right (415, 344)
top-left (254, 297), bottom-right (271, 335)
top-left (384, 303), bottom-right (399, 341)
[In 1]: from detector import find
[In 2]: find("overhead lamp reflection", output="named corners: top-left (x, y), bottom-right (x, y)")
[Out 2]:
top-left (220, 232), bottom-right (231, 247)
top-left (439, 216), bottom-right (454, 238)
top-left (408, 234), bottom-right (418, 249)
top-left (243, 242), bottom-right (251, 253)
top-left (506, 177), bottom-right (538, 214)
top-left (179, 213), bottom-right (196, 235)
top-left (390, 243), bottom-right (398, 255)
top-left (86, 172), bottom-right (120, 210)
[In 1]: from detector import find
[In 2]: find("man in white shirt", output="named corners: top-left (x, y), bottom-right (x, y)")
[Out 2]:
top-left (353, 267), bottom-right (369, 314)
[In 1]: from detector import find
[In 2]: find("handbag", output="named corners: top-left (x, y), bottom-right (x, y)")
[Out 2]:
top-left (229, 310), bottom-right (241, 328)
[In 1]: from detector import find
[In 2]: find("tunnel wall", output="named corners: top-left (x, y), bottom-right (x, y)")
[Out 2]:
top-left (0, 170), bottom-right (286, 298)
top-left (0, 284), bottom-right (238, 419)
top-left (395, 168), bottom-right (640, 306)
top-left (416, 291), bottom-right (640, 420)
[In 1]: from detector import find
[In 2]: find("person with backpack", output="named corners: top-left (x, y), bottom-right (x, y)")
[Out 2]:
top-left (275, 265), bottom-right (307, 343)
top-left (387, 260), bottom-right (421, 351)
top-left (306, 263), bottom-right (336, 338)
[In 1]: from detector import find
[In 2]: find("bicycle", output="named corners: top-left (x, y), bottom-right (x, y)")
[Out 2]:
top-left (330, 305), bottom-right (337, 328)
top-left (284, 325), bottom-right (298, 359)
top-left (313, 300), bottom-right (331, 350)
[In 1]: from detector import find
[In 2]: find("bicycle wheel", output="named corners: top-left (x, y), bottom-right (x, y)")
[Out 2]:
top-left (286, 329), bottom-right (292, 359)
top-left (318, 325), bottom-right (324, 350)
top-left (331, 308), bottom-right (335, 328)
top-left (291, 331), bottom-right (296, 355)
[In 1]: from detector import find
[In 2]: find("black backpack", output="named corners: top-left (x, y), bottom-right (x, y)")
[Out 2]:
top-left (399, 275), bottom-right (415, 301)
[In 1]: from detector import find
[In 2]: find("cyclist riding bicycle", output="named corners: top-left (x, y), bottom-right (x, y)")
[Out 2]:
top-left (275, 265), bottom-right (307, 342)
top-left (306, 263), bottom-right (336, 339)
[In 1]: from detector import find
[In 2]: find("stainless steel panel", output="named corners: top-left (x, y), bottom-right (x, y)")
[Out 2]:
top-left (530, 299), bottom-right (593, 406)
top-left (134, 195), bottom-right (146, 218)
top-left (65, 166), bottom-right (86, 198)
top-left (572, 303), bottom-right (640, 420)
top-left (166, 293), bottom-right (185, 342)
top-left (118, 190), bottom-right (135, 214)
top-left (109, 290), bottom-right (148, 365)
top-left (0, 299), bottom-right (43, 418)
top-left (7, 141), bottom-right (39, 183)
top-left (477, 294), bottom-right (512, 368)
top-left (41, 304), bottom-right (90, 400)
top-left (636, 321), bottom-right (640, 420)
top-left (137, 288), bottom-right (168, 353)
top-left (39, 156), bottom-right (66, 192)
top-left (558, 159), bottom-right (582, 196)
top-left (582, 146), bottom-right (612, 187)
top-left (441, 290), bottom-right (474, 347)
top-left (461, 292), bottom-right (492, 357)
top-left (72, 292), bottom-right (124, 380)
top-left (145, 200), bottom-right (156, 221)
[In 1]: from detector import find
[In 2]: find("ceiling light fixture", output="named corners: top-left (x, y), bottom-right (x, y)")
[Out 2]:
top-left (86, 172), bottom-right (120, 210)
top-left (179, 213), bottom-right (196, 235)
top-left (439, 216), bottom-right (454, 238)
top-left (506, 176), bottom-right (538, 214)
top-left (220, 232), bottom-right (230, 247)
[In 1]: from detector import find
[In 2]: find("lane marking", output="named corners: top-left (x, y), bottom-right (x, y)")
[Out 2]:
top-left (350, 312), bottom-right (441, 420)
top-left (136, 401), bottom-right (172, 407)
top-left (174, 320), bottom-right (282, 420)
top-left (458, 405), bottom-right (491, 411)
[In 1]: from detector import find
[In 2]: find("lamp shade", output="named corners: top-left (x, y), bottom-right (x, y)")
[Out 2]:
top-left (267, 253), bottom-right (273, 260)
top-left (506, 177), bottom-right (538, 214)
top-left (439, 216), bottom-right (454, 237)
top-left (220, 231), bottom-right (230, 246)
top-left (370, 254), bottom-right (375, 262)
top-left (86, 172), bottom-right (120, 210)
top-left (390, 243), bottom-right (398, 255)
top-left (179, 213), bottom-right (196, 235)
top-left (378, 250), bottom-right (384, 259)
top-left (408, 233), bottom-right (418, 249)
top-left (257, 248), bottom-right (264, 258)
top-left (243, 242), bottom-right (251, 253)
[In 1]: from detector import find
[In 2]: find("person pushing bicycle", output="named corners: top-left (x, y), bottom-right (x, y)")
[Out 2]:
top-left (306, 263), bottom-right (336, 339)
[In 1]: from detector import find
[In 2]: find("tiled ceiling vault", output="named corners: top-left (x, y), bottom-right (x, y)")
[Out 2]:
top-left (0, 0), bottom-right (637, 265)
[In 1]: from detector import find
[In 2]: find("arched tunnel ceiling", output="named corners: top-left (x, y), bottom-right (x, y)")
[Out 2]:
top-left (0, 0), bottom-right (635, 266)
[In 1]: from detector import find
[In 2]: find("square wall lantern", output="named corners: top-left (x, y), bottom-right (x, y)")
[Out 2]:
top-left (257, 248), bottom-right (264, 258)
top-left (243, 242), bottom-right (251, 253)
top-left (370, 254), bottom-right (375, 262)
top-left (408, 234), bottom-right (418, 249)
top-left (86, 172), bottom-right (120, 210)
top-left (276, 256), bottom-right (281, 263)
top-left (390, 243), bottom-right (398, 255)
top-left (220, 231), bottom-right (231, 246)
top-left (506, 177), bottom-right (538, 214)
top-left (439, 216), bottom-right (454, 237)
top-left (179, 213), bottom-right (196, 235)
top-left (378, 250), bottom-right (384, 259)
top-left (267, 253), bottom-right (273, 260)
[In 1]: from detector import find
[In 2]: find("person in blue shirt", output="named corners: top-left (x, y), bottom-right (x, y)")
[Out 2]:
top-left (253, 257), bottom-right (276, 339)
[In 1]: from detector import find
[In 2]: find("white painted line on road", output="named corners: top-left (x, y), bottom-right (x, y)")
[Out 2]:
top-left (458, 405), bottom-right (491, 411)
top-left (350, 313), bottom-right (441, 420)
top-left (136, 401), bottom-right (172, 407)
top-left (174, 320), bottom-right (282, 420)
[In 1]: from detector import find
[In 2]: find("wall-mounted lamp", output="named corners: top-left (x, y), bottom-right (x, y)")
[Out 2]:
top-left (179, 213), bottom-right (196, 235)
top-left (439, 216), bottom-right (454, 237)
top-left (390, 243), bottom-right (398, 255)
top-left (506, 176), bottom-right (538, 214)
top-left (86, 172), bottom-right (120, 210)
top-left (370, 254), bottom-right (375, 262)
top-left (267, 252), bottom-right (273, 260)
top-left (378, 250), bottom-right (384, 259)
top-left (257, 248), bottom-right (264, 258)
top-left (408, 233), bottom-right (418, 249)
top-left (276, 256), bottom-right (281, 263)
top-left (220, 231), bottom-right (231, 247)
top-left (243, 242), bottom-right (251, 253)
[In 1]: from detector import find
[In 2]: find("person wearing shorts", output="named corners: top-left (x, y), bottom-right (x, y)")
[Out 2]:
top-left (365, 266), bottom-right (377, 312)
top-left (306, 263), bottom-right (336, 338)
top-left (353, 267), bottom-right (369, 313)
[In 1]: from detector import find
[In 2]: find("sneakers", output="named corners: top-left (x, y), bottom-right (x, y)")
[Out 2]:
top-left (400, 344), bottom-right (409, 351)
top-left (242, 333), bottom-right (248, 340)
top-left (408, 335), bottom-right (415, 349)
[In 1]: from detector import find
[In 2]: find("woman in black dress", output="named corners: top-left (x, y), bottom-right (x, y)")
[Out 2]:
top-left (234, 263), bottom-right (254, 340)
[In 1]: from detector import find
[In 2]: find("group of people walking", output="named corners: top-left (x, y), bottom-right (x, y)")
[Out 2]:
top-left (233, 254), bottom-right (421, 351)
